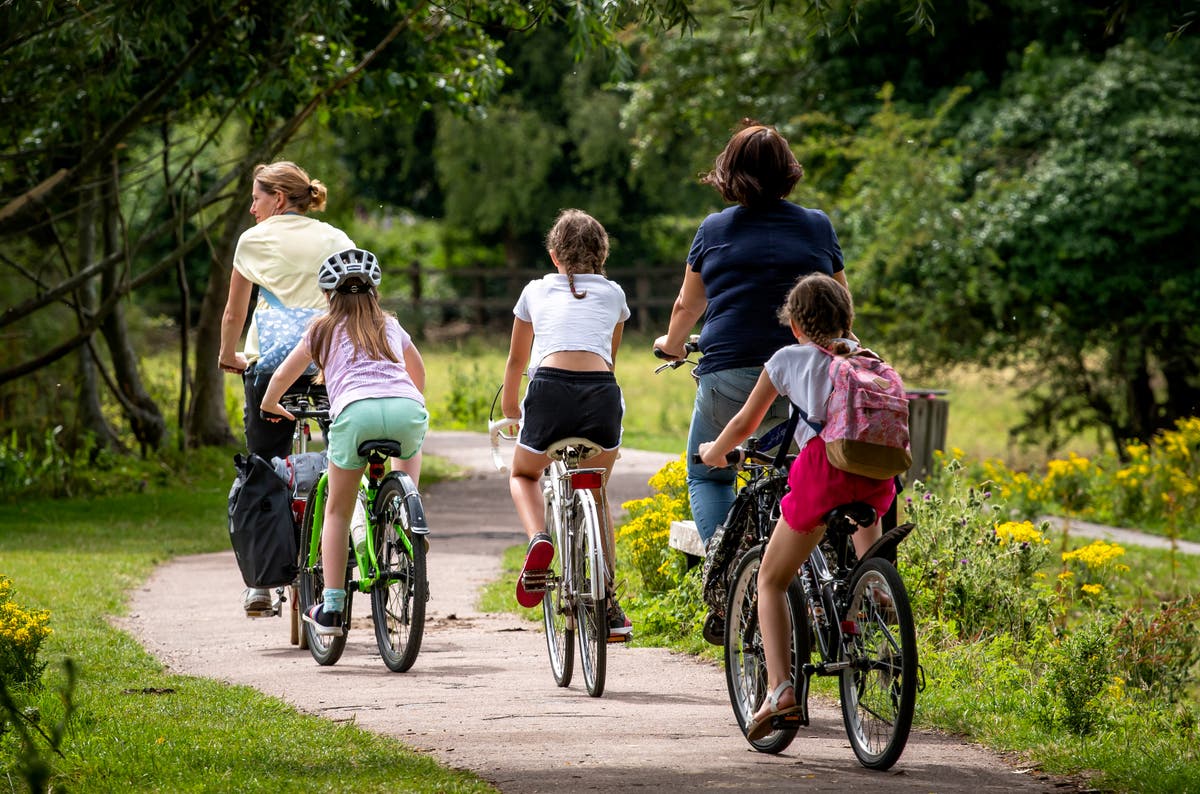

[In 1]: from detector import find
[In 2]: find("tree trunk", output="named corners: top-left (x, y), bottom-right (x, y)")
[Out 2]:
top-left (187, 198), bottom-right (247, 448)
top-left (98, 158), bottom-right (167, 454)
top-left (72, 179), bottom-right (122, 452)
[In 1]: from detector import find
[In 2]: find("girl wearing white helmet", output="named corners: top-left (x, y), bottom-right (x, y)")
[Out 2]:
top-left (260, 248), bottom-right (428, 636)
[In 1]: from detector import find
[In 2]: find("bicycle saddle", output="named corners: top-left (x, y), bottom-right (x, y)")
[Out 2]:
top-left (824, 502), bottom-right (878, 537)
top-left (357, 439), bottom-right (405, 461)
top-left (545, 437), bottom-right (602, 461)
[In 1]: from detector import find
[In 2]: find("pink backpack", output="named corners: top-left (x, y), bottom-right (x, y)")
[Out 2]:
top-left (821, 347), bottom-right (912, 480)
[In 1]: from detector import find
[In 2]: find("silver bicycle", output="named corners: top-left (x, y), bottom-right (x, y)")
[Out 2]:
top-left (490, 420), bottom-right (612, 697)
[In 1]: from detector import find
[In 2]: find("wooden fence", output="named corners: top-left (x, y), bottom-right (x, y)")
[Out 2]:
top-left (379, 263), bottom-right (684, 335)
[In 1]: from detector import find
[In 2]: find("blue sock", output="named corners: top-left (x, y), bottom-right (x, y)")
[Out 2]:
top-left (322, 588), bottom-right (346, 613)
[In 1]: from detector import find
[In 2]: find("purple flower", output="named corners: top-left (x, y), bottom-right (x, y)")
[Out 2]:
top-left (923, 493), bottom-right (933, 501)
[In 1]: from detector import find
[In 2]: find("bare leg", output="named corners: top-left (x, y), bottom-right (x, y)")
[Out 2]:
top-left (321, 462), bottom-right (364, 591)
top-left (752, 517), bottom-right (824, 724)
top-left (851, 520), bottom-right (882, 560)
top-left (391, 450), bottom-right (422, 488)
top-left (510, 446), bottom-right (553, 540)
top-left (588, 449), bottom-right (621, 581)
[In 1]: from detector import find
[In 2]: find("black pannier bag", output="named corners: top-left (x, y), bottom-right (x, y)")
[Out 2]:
top-left (228, 453), bottom-right (298, 588)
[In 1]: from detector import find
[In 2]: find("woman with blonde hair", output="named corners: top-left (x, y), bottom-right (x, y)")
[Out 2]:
top-left (219, 160), bottom-right (355, 615)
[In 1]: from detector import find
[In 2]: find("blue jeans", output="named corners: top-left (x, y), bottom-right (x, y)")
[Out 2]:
top-left (686, 367), bottom-right (789, 545)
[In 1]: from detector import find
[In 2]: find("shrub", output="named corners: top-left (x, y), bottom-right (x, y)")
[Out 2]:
top-left (1111, 595), bottom-right (1200, 702)
top-left (0, 577), bottom-right (52, 690)
top-left (617, 455), bottom-right (690, 594)
top-left (1035, 618), bottom-right (1117, 735)
top-left (902, 460), bottom-right (1059, 643)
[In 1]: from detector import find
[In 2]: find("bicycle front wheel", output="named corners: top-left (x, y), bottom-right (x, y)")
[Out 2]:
top-left (542, 490), bottom-right (573, 687)
top-left (572, 489), bottom-right (607, 698)
top-left (297, 481), bottom-right (349, 666)
top-left (724, 544), bottom-right (808, 755)
top-left (371, 476), bottom-right (427, 672)
top-left (839, 558), bottom-right (917, 770)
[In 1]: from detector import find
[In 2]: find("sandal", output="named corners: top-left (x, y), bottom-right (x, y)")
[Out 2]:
top-left (745, 681), bottom-right (803, 741)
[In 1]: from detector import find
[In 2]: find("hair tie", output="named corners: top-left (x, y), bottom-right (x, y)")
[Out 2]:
top-left (308, 183), bottom-right (317, 195)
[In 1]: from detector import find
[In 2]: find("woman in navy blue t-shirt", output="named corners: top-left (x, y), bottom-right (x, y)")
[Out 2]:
top-left (653, 119), bottom-right (850, 550)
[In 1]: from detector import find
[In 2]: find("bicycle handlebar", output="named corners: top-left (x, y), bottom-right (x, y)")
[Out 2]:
top-left (488, 417), bottom-right (520, 472)
top-left (691, 445), bottom-right (776, 469)
top-left (653, 336), bottom-right (702, 373)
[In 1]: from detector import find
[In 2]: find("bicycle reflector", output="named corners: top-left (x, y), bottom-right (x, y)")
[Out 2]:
top-left (570, 470), bottom-right (603, 490)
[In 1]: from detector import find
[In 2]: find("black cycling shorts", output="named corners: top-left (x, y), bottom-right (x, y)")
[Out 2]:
top-left (518, 367), bottom-right (624, 455)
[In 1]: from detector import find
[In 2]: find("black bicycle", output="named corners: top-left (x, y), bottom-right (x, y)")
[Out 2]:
top-left (717, 444), bottom-right (919, 769)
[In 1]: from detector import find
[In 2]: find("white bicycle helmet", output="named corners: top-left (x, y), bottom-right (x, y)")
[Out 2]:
top-left (318, 248), bottom-right (381, 293)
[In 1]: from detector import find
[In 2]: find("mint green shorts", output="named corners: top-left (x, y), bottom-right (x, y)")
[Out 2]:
top-left (327, 397), bottom-right (429, 470)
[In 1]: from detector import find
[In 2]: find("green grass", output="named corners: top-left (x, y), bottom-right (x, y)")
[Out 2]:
top-left (0, 446), bottom-right (493, 794)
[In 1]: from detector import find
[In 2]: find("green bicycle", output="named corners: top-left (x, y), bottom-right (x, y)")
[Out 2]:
top-left (297, 441), bottom-right (429, 672)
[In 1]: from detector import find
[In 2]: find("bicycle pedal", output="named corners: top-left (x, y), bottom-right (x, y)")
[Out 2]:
top-left (244, 609), bottom-right (277, 618)
top-left (520, 571), bottom-right (553, 592)
top-left (772, 711), bottom-right (804, 730)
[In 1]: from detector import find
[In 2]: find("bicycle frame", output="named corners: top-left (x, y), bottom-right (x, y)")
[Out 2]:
top-left (302, 464), bottom-right (427, 593)
top-left (545, 456), bottom-right (607, 604)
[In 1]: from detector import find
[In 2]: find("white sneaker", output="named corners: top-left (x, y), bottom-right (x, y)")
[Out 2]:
top-left (243, 587), bottom-right (272, 613)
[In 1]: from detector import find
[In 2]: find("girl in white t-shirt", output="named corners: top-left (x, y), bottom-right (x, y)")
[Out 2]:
top-left (500, 209), bottom-right (632, 640)
top-left (699, 273), bottom-right (895, 740)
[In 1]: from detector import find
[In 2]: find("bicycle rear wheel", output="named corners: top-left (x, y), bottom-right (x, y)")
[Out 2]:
top-left (297, 480), bottom-right (349, 666)
top-left (371, 475), bottom-right (427, 672)
top-left (839, 558), bottom-right (917, 770)
top-left (724, 544), bottom-right (808, 754)
top-left (573, 489), bottom-right (607, 698)
top-left (542, 490), bottom-right (574, 687)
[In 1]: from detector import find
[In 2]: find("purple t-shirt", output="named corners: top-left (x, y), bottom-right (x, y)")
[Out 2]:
top-left (308, 316), bottom-right (423, 418)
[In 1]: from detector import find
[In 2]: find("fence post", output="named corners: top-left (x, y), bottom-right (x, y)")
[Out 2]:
top-left (408, 260), bottom-right (424, 337)
top-left (906, 389), bottom-right (949, 483)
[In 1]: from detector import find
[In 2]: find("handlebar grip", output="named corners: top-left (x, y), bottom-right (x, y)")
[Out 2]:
top-left (691, 450), bottom-right (742, 466)
top-left (652, 347), bottom-right (674, 360)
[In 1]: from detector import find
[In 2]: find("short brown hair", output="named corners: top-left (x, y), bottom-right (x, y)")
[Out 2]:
top-left (701, 119), bottom-right (804, 206)
top-left (253, 161), bottom-right (328, 214)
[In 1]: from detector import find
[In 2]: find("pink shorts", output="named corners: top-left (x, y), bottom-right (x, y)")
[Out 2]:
top-left (780, 436), bottom-right (897, 534)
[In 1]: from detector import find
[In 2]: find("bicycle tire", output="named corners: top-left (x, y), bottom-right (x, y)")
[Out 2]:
top-left (371, 475), bottom-right (427, 673)
top-left (573, 488), bottom-right (607, 698)
top-left (297, 479), bottom-right (349, 666)
top-left (724, 544), bottom-right (808, 754)
top-left (839, 557), bottom-right (917, 770)
top-left (542, 486), bottom-right (573, 687)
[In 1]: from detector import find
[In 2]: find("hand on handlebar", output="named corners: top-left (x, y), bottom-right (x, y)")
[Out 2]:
top-left (260, 402), bottom-right (296, 423)
top-left (696, 442), bottom-right (741, 468)
top-left (652, 334), bottom-right (685, 361)
top-left (488, 417), bottom-right (520, 472)
top-left (219, 352), bottom-right (248, 375)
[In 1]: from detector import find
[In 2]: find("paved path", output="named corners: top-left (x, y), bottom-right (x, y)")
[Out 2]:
top-left (120, 431), bottom-right (1078, 793)
top-left (1040, 515), bottom-right (1200, 555)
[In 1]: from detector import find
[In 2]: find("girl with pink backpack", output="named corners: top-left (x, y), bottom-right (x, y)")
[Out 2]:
top-left (698, 273), bottom-right (902, 740)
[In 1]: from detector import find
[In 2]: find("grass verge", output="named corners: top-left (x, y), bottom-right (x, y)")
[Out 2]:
top-left (0, 446), bottom-right (492, 794)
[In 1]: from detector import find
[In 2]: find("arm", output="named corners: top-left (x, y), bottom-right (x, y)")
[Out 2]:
top-left (653, 267), bottom-right (706, 359)
top-left (403, 341), bottom-right (426, 393)
top-left (219, 269), bottom-right (254, 374)
top-left (609, 321), bottom-right (625, 368)
top-left (259, 340), bottom-right (314, 421)
top-left (502, 318), bottom-right (534, 419)
top-left (697, 371), bottom-right (780, 467)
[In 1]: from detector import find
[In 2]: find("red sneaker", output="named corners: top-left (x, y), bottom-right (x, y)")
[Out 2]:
top-left (516, 533), bottom-right (554, 608)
